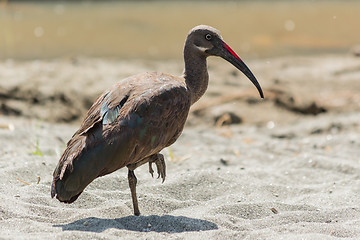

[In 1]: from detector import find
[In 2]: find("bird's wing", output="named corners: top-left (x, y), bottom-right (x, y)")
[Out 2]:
top-left (52, 80), bottom-right (133, 183)
top-left (52, 73), bottom-right (191, 200)
top-left (53, 73), bottom-right (190, 183)
top-left (73, 85), bottom-right (131, 137)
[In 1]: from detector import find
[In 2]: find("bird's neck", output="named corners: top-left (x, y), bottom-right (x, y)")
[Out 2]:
top-left (182, 47), bottom-right (209, 105)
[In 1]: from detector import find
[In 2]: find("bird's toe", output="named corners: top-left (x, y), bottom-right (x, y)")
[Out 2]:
top-left (149, 162), bottom-right (155, 178)
top-left (149, 154), bottom-right (166, 183)
top-left (155, 155), bottom-right (166, 183)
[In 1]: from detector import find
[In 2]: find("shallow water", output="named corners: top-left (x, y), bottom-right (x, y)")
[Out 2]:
top-left (0, 1), bottom-right (359, 59)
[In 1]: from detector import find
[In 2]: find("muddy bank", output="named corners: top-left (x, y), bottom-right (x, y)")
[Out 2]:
top-left (1, 54), bottom-right (359, 126)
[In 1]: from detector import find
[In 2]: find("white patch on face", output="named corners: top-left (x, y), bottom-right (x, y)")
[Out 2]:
top-left (196, 46), bottom-right (209, 52)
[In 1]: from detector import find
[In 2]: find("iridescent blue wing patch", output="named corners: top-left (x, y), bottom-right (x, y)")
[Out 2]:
top-left (100, 91), bottom-right (129, 125)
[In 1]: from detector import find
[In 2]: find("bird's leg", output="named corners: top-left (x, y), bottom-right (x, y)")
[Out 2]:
top-left (127, 154), bottom-right (166, 183)
top-left (125, 154), bottom-right (166, 216)
top-left (127, 158), bottom-right (149, 170)
top-left (127, 169), bottom-right (140, 216)
top-left (148, 154), bottom-right (166, 183)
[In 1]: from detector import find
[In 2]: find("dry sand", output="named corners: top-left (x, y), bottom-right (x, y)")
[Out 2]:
top-left (1, 54), bottom-right (360, 239)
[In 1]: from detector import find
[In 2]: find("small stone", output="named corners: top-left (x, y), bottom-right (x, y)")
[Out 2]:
top-left (270, 208), bottom-right (278, 214)
top-left (214, 112), bottom-right (242, 126)
top-left (220, 158), bottom-right (229, 166)
top-left (83, 221), bottom-right (89, 226)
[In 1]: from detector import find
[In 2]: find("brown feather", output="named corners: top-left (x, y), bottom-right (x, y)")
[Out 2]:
top-left (52, 72), bottom-right (191, 201)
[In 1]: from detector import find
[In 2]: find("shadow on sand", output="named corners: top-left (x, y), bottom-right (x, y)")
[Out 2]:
top-left (54, 215), bottom-right (218, 233)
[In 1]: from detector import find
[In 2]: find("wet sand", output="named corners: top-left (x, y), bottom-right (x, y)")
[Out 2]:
top-left (1, 54), bottom-right (360, 239)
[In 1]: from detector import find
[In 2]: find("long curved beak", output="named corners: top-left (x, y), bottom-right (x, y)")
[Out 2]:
top-left (220, 41), bottom-right (264, 98)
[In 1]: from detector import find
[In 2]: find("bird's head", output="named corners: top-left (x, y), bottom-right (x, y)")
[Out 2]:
top-left (186, 25), bottom-right (264, 98)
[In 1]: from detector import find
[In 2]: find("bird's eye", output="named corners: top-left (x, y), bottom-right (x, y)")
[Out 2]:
top-left (205, 34), bottom-right (212, 41)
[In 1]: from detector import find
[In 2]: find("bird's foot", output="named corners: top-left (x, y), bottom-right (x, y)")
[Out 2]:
top-left (149, 154), bottom-right (166, 183)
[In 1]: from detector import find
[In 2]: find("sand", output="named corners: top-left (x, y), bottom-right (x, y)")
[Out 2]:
top-left (1, 54), bottom-right (360, 239)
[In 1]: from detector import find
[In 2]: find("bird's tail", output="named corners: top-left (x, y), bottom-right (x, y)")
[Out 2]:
top-left (50, 135), bottom-right (89, 203)
top-left (51, 134), bottom-right (110, 203)
top-left (51, 175), bottom-right (83, 203)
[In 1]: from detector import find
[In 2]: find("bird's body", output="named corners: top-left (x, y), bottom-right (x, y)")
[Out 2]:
top-left (51, 25), bottom-right (263, 215)
top-left (52, 72), bottom-right (190, 203)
